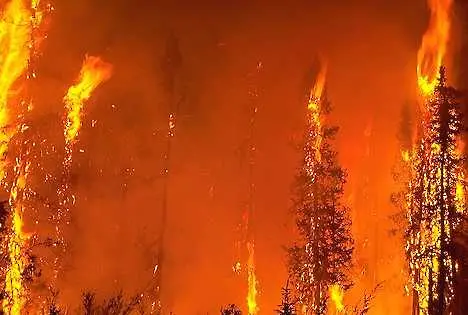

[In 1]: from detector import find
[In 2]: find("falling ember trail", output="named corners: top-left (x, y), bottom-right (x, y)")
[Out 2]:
top-left (247, 241), bottom-right (258, 315)
top-left (306, 63), bottom-right (327, 163)
top-left (242, 62), bottom-right (262, 315)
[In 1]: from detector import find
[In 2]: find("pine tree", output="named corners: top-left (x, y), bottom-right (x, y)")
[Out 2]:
top-left (276, 282), bottom-right (296, 315)
top-left (406, 67), bottom-right (466, 314)
top-left (288, 87), bottom-right (353, 314)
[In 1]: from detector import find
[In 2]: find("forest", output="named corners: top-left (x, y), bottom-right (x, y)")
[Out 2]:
top-left (0, 0), bottom-right (468, 314)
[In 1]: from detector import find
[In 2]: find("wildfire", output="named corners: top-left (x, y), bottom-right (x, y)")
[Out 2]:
top-left (246, 241), bottom-right (258, 315)
top-left (416, 0), bottom-right (452, 98)
top-left (328, 284), bottom-right (344, 313)
top-left (64, 55), bottom-right (113, 145)
top-left (0, 0), bottom-right (33, 180)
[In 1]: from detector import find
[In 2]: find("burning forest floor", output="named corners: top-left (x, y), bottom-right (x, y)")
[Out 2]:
top-left (0, 0), bottom-right (468, 314)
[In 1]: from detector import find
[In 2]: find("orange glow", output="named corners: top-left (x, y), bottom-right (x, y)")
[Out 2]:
top-left (64, 56), bottom-right (113, 144)
top-left (246, 241), bottom-right (258, 314)
top-left (329, 284), bottom-right (344, 313)
top-left (0, 0), bottom-right (33, 180)
top-left (416, 0), bottom-right (452, 97)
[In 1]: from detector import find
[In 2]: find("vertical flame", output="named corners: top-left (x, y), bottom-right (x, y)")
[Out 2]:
top-left (416, 0), bottom-right (452, 97)
top-left (0, 0), bottom-right (33, 179)
top-left (329, 284), bottom-right (344, 313)
top-left (64, 56), bottom-right (113, 145)
top-left (3, 166), bottom-right (29, 315)
top-left (56, 55), bottom-right (112, 274)
top-left (246, 241), bottom-right (258, 314)
top-left (307, 64), bottom-right (327, 162)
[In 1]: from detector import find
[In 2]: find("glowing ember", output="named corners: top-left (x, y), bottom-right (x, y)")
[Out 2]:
top-left (329, 284), bottom-right (344, 312)
top-left (246, 241), bottom-right (258, 314)
top-left (416, 0), bottom-right (452, 98)
top-left (64, 55), bottom-right (113, 145)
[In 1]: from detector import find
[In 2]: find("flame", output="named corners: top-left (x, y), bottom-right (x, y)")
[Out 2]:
top-left (401, 149), bottom-right (410, 163)
top-left (0, 0), bottom-right (34, 179)
top-left (3, 168), bottom-right (29, 315)
top-left (329, 284), bottom-right (344, 313)
top-left (416, 0), bottom-right (452, 97)
top-left (64, 55), bottom-right (112, 145)
top-left (246, 241), bottom-right (258, 314)
top-left (55, 55), bottom-right (112, 278)
top-left (307, 64), bottom-right (327, 162)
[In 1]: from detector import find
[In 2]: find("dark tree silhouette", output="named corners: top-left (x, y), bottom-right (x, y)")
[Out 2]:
top-left (79, 290), bottom-right (141, 315)
top-left (288, 78), bottom-right (353, 314)
top-left (276, 282), bottom-right (296, 315)
top-left (221, 304), bottom-right (242, 315)
top-left (153, 31), bottom-right (184, 314)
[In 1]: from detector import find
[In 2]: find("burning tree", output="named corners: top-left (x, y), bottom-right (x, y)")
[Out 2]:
top-left (287, 66), bottom-right (353, 314)
top-left (405, 67), bottom-right (466, 314)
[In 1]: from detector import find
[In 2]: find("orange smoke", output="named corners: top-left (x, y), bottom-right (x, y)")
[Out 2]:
top-left (246, 241), bottom-right (258, 315)
top-left (0, 0), bottom-right (33, 180)
top-left (64, 56), bottom-right (113, 145)
top-left (416, 0), bottom-right (452, 97)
